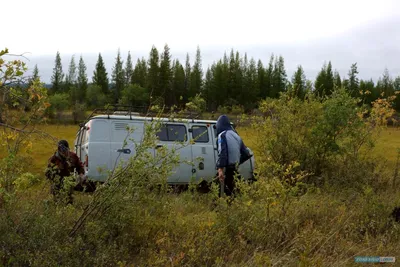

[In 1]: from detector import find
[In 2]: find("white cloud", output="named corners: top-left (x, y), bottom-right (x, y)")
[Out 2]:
top-left (3, 0), bottom-right (400, 55)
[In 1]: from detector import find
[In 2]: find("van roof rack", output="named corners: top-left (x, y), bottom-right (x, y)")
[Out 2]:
top-left (83, 105), bottom-right (201, 124)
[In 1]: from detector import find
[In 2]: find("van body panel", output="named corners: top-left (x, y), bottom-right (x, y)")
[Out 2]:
top-left (190, 123), bottom-right (216, 182)
top-left (87, 120), bottom-right (111, 182)
top-left (155, 122), bottom-right (193, 184)
top-left (110, 121), bottom-right (143, 171)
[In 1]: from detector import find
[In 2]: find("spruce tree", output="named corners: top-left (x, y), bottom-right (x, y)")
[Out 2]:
top-left (394, 76), bottom-right (400, 111)
top-left (29, 64), bottom-right (40, 86)
top-left (377, 68), bottom-right (394, 97)
top-left (147, 46), bottom-right (160, 101)
top-left (111, 49), bottom-right (125, 103)
top-left (315, 64), bottom-right (327, 97)
top-left (32, 64), bottom-right (40, 81)
top-left (77, 55), bottom-right (88, 102)
top-left (65, 55), bottom-right (77, 89)
top-left (360, 79), bottom-right (378, 106)
top-left (172, 59), bottom-right (185, 107)
top-left (184, 53), bottom-right (191, 103)
top-left (325, 61), bottom-right (334, 95)
top-left (314, 62), bottom-right (334, 96)
top-left (132, 58), bottom-right (147, 88)
top-left (203, 67), bottom-right (214, 111)
top-left (190, 46), bottom-right (203, 99)
top-left (257, 60), bottom-right (266, 99)
top-left (159, 44), bottom-right (172, 106)
top-left (125, 51), bottom-right (134, 86)
top-left (291, 65), bottom-right (306, 99)
top-left (266, 55), bottom-right (274, 96)
top-left (228, 49), bottom-right (236, 102)
top-left (93, 53), bottom-right (109, 95)
top-left (271, 55), bottom-right (287, 98)
top-left (347, 63), bottom-right (359, 96)
top-left (244, 58), bottom-right (258, 108)
top-left (51, 51), bottom-right (64, 93)
top-left (334, 70), bottom-right (342, 89)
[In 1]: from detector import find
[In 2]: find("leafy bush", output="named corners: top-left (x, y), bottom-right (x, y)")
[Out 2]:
top-left (120, 84), bottom-right (149, 107)
top-left (86, 84), bottom-right (107, 108)
top-left (71, 102), bottom-right (87, 124)
top-left (45, 93), bottom-right (69, 120)
top-left (185, 93), bottom-right (206, 113)
top-left (252, 88), bottom-right (394, 189)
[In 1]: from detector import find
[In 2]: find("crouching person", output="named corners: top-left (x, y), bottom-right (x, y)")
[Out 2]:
top-left (216, 115), bottom-right (252, 197)
top-left (45, 140), bottom-right (85, 204)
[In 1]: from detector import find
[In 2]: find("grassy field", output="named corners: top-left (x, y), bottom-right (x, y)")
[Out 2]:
top-left (1, 123), bottom-right (399, 176)
top-left (1, 124), bottom-right (79, 175)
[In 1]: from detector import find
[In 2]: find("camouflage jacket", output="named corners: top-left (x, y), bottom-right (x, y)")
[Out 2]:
top-left (45, 151), bottom-right (84, 181)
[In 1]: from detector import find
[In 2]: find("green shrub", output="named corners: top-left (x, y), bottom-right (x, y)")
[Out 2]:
top-left (251, 88), bottom-right (392, 189)
top-left (1, 90), bottom-right (400, 266)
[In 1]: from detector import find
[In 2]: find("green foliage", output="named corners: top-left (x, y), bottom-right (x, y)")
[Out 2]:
top-left (29, 64), bottom-right (40, 86)
top-left (92, 53), bottom-right (109, 95)
top-left (0, 51), bottom-right (50, 154)
top-left (124, 51), bottom-right (134, 86)
top-left (1, 94), bottom-right (400, 266)
top-left (65, 55), bottom-right (77, 90)
top-left (13, 172), bottom-right (41, 192)
top-left (120, 84), bottom-right (149, 106)
top-left (291, 65), bottom-right (306, 99)
top-left (111, 49), bottom-right (125, 103)
top-left (147, 46), bottom-right (160, 99)
top-left (183, 53), bottom-right (191, 103)
top-left (50, 51), bottom-right (64, 93)
top-left (159, 44), bottom-right (172, 105)
top-left (376, 68), bottom-right (395, 97)
top-left (252, 87), bottom-right (393, 188)
top-left (77, 55), bottom-right (88, 102)
top-left (71, 102), bottom-right (87, 124)
top-left (0, 153), bottom-right (32, 193)
top-left (190, 46), bottom-right (203, 99)
top-left (46, 93), bottom-right (69, 119)
top-left (86, 84), bottom-right (107, 108)
top-left (185, 93), bottom-right (206, 113)
top-left (347, 63), bottom-right (359, 96)
top-left (315, 61), bottom-right (334, 97)
top-left (132, 57), bottom-right (147, 88)
top-left (271, 55), bottom-right (287, 98)
top-left (172, 59), bottom-right (185, 107)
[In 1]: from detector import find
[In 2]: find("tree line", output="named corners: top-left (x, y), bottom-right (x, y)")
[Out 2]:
top-left (40, 44), bottom-right (400, 113)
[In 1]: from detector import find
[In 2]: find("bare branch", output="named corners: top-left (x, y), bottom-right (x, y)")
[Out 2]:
top-left (4, 52), bottom-right (31, 61)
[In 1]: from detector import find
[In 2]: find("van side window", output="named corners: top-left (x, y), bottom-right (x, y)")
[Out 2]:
top-left (83, 129), bottom-right (89, 144)
top-left (212, 125), bottom-right (218, 138)
top-left (156, 124), bottom-right (187, 142)
top-left (192, 126), bottom-right (209, 143)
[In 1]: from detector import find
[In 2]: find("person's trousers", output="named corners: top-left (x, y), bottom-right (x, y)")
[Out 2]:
top-left (221, 166), bottom-right (240, 197)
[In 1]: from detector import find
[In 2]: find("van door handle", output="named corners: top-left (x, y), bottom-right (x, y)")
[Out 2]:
top-left (117, 148), bottom-right (131, 154)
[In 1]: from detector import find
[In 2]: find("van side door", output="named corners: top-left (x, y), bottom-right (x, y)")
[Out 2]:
top-left (155, 123), bottom-right (192, 184)
top-left (111, 121), bottom-right (143, 170)
top-left (189, 124), bottom-right (216, 182)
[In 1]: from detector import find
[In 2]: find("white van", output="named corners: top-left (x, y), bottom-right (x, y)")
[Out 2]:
top-left (74, 114), bottom-right (256, 185)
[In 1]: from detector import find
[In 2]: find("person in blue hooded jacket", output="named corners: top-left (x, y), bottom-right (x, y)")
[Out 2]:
top-left (216, 115), bottom-right (251, 196)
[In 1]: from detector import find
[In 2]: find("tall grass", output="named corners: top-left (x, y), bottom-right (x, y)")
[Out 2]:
top-left (1, 89), bottom-right (400, 266)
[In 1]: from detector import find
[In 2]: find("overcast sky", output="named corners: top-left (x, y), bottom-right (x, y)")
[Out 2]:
top-left (3, 0), bottom-right (400, 83)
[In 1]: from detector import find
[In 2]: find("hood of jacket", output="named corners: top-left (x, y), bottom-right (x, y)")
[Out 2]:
top-left (216, 115), bottom-right (233, 135)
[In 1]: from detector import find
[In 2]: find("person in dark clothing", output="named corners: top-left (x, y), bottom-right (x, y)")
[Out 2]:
top-left (216, 115), bottom-right (252, 197)
top-left (45, 140), bottom-right (85, 204)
